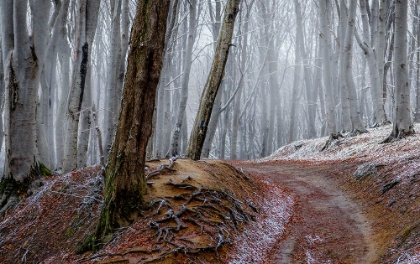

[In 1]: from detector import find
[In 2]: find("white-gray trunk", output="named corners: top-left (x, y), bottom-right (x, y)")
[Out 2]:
top-left (344, 0), bottom-right (365, 132)
top-left (169, 0), bottom-right (198, 157)
top-left (319, 0), bottom-right (337, 133)
top-left (0, 38), bottom-right (4, 154)
top-left (77, 0), bottom-right (100, 168)
top-left (32, 0), bottom-right (53, 169)
top-left (294, 0), bottom-right (316, 139)
top-left (103, 0), bottom-right (122, 160)
top-left (63, 0), bottom-right (88, 172)
top-left (390, 0), bottom-right (412, 136)
top-left (2, 0), bottom-right (41, 183)
top-left (357, 0), bottom-right (388, 126)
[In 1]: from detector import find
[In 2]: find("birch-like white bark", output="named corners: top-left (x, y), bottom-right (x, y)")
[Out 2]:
top-left (63, 0), bottom-right (88, 172)
top-left (319, 0), bottom-right (337, 133)
top-left (388, 0), bottom-right (412, 138)
top-left (169, 0), bottom-right (198, 157)
top-left (2, 0), bottom-right (42, 184)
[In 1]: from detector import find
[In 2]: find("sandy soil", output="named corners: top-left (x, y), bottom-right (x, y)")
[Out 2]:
top-left (236, 161), bottom-right (381, 264)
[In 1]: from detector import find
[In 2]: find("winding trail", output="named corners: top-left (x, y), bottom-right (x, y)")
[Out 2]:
top-left (239, 162), bottom-right (380, 264)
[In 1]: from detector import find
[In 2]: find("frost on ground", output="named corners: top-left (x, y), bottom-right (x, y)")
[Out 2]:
top-left (262, 124), bottom-right (420, 186)
top-left (263, 124), bottom-right (420, 165)
top-left (260, 123), bottom-right (420, 263)
top-left (228, 183), bottom-right (293, 263)
top-left (395, 251), bottom-right (420, 264)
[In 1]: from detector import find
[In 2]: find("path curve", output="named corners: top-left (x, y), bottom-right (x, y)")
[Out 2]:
top-left (239, 162), bottom-right (379, 264)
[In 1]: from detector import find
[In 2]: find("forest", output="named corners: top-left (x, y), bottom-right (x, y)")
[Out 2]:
top-left (1, 0), bottom-right (420, 263)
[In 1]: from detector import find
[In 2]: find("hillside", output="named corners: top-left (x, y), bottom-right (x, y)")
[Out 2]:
top-left (255, 123), bottom-right (420, 263)
top-left (0, 124), bottom-right (419, 263)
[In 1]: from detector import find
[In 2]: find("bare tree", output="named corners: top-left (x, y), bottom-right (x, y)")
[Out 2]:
top-left (186, 0), bottom-right (241, 160)
top-left (88, 0), bottom-right (170, 249)
top-left (0, 0), bottom-right (50, 215)
top-left (169, 0), bottom-right (200, 157)
top-left (384, 0), bottom-right (413, 142)
top-left (319, 0), bottom-right (337, 134)
top-left (63, 0), bottom-right (100, 172)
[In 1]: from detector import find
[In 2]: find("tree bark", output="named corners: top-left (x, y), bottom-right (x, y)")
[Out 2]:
top-left (169, 0), bottom-right (198, 157)
top-left (319, 0), bottom-right (337, 134)
top-left (0, 0), bottom-right (48, 211)
top-left (342, 0), bottom-right (366, 132)
top-left (92, 0), bottom-right (170, 248)
top-left (63, 0), bottom-right (89, 172)
top-left (384, 0), bottom-right (413, 141)
top-left (186, 0), bottom-right (241, 160)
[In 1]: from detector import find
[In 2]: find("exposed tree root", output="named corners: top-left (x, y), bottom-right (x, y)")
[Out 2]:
top-left (321, 133), bottom-right (344, 151)
top-left (146, 156), bottom-right (178, 180)
top-left (381, 126), bottom-right (415, 143)
top-left (117, 182), bottom-right (257, 263)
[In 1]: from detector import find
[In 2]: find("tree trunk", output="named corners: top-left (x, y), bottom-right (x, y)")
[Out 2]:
top-left (92, 0), bottom-right (170, 248)
top-left (63, 0), bottom-right (89, 172)
top-left (343, 0), bottom-right (365, 132)
top-left (77, 0), bottom-right (101, 168)
top-left (169, 0), bottom-right (198, 157)
top-left (0, 0), bottom-right (48, 214)
top-left (357, 0), bottom-right (388, 126)
top-left (319, 0), bottom-right (337, 134)
top-left (415, 1), bottom-right (420, 122)
top-left (294, 0), bottom-right (316, 139)
top-left (186, 0), bottom-right (241, 160)
top-left (384, 0), bottom-right (413, 141)
top-left (0, 37), bottom-right (4, 155)
top-left (104, 0), bottom-right (123, 160)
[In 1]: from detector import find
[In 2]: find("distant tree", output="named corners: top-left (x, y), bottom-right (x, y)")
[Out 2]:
top-left (88, 0), bottom-right (170, 249)
top-left (186, 0), bottom-right (241, 160)
top-left (169, 0), bottom-right (200, 157)
top-left (319, 0), bottom-right (337, 134)
top-left (63, 0), bottom-right (100, 172)
top-left (383, 0), bottom-right (413, 142)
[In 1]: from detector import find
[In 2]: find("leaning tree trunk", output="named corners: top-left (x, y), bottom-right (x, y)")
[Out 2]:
top-left (384, 0), bottom-right (413, 142)
top-left (169, 0), bottom-right (198, 157)
top-left (89, 0), bottom-right (170, 250)
top-left (186, 0), bottom-right (241, 160)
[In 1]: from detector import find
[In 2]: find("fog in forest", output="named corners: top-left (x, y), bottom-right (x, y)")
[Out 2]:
top-left (0, 0), bottom-right (418, 171)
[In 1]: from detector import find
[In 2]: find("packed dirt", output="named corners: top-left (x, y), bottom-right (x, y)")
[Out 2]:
top-left (1, 125), bottom-right (420, 263)
top-left (236, 161), bottom-right (380, 263)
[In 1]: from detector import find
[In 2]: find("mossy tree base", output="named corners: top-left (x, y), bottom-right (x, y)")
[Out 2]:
top-left (82, 0), bottom-right (171, 253)
top-left (0, 161), bottom-right (51, 217)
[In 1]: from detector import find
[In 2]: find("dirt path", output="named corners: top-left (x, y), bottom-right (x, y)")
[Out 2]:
top-left (239, 162), bottom-right (380, 264)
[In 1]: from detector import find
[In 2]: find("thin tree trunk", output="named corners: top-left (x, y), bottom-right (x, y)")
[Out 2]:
top-left (319, 0), bottom-right (337, 134)
top-left (63, 0), bottom-right (89, 172)
top-left (77, 0), bottom-right (101, 168)
top-left (186, 0), bottom-right (241, 160)
top-left (343, 0), bottom-right (365, 132)
top-left (294, 0), bottom-right (316, 139)
top-left (169, 0), bottom-right (198, 157)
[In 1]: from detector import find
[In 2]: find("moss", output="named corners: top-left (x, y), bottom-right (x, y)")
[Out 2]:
top-left (398, 221), bottom-right (420, 245)
top-left (75, 232), bottom-right (96, 254)
top-left (30, 162), bottom-right (52, 177)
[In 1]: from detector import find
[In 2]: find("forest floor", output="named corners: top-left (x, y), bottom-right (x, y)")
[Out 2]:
top-left (1, 124), bottom-right (420, 263)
